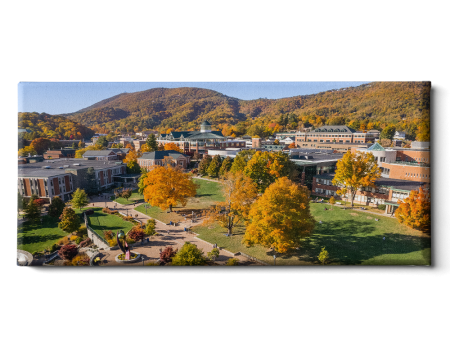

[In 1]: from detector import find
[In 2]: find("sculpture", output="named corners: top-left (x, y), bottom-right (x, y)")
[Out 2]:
top-left (116, 230), bottom-right (131, 260)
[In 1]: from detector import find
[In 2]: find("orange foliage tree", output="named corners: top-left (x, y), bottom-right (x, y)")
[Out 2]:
top-left (140, 143), bottom-right (150, 153)
top-left (243, 177), bottom-right (315, 253)
top-left (143, 166), bottom-right (197, 212)
top-left (288, 142), bottom-right (296, 149)
top-left (164, 142), bottom-right (183, 153)
top-left (332, 151), bottom-right (381, 207)
top-left (123, 148), bottom-right (139, 164)
top-left (204, 171), bottom-right (258, 236)
top-left (395, 187), bottom-right (430, 231)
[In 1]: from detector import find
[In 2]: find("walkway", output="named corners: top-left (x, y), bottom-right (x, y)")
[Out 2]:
top-left (86, 194), bottom-right (257, 266)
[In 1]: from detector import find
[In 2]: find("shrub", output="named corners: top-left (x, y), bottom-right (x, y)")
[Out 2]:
top-left (58, 237), bottom-right (70, 246)
top-left (71, 253), bottom-right (90, 266)
top-left (329, 196), bottom-right (336, 205)
top-left (76, 226), bottom-right (87, 237)
top-left (102, 208), bottom-right (119, 215)
top-left (58, 244), bottom-right (78, 261)
top-left (144, 219), bottom-right (156, 236)
top-left (127, 226), bottom-right (145, 242)
top-left (160, 246), bottom-right (177, 264)
top-left (79, 237), bottom-right (92, 248)
top-left (103, 230), bottom-right (114, 241)
top-left (84, 209), bottom-right (94, 216)
top-left (225, 258), bottom-right (239, 266)
top-left (49, 243), bottom-right (59, 252)
top-left (108, 237), bottom-right (118, 247)
top-left (145, 261), bottom-right (160, 266)
top-left (377, 204), bottom-right (387, 210)
top-left (207, 248), bottom-right (220, 261)
top-left (126, 238), bottom-right (135, 244)
top-left (70, 235), bottom-right (78, 241)
top-left (75, 237), bottom-right (82, 245)
top-left (171, 242), bottom-right (206, 266)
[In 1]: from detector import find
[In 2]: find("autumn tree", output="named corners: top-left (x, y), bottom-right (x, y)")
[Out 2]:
top-left (380, 125), bottom-right (396, 140)
top-left (288, 142), bottom-right (296, 149)
top-left (48, 196), bottom-right (65, 218)
top-left (318, 247), bottom-right (329, 265)
top-left (126, 159), bottom-right (141, 174)
top-left (18, 146), bottom-right (37, 157)
top-left (78, 140), bottom-right (85, 148)
top-left (140, 143), bottom-right (150, 153)
top-left (273, 139), bottom-right (280, 145)
top-left (171, 242), bottom-right (206, 266)
top-left (160, 246), bottom-right (177, 264)
top-left (204, 171), bottom-right (258, 236)
top-left (123, 148), bottom-right (138, 164)
top-left (219, 156), bottom-right (233, 177)
top-left (243, 177), bottom-right (315, 253)
top-left (30, 138), bottom-right (52, 155)
top-left (207, 155), bottom-right (222, 177)
top-left (198, 155), bottom-right (212, 175)
top-left (143, 165), bottom-right (197, 212)
top-left (24, 199), bottom-right (41, 223)
top-left (71, 188), bottom-right (89, 211)
top-left (207, 248), bottom-right (220, 263)
top-left (380, 139), bottom-right (392, 148)
top-left (121, 188), bottom-right (132, 201)
top-left (58, 207), bottom-right (81, 233)
top-left (146, 134), bottom-right (158, 152)
top-left (164, 142), bottom-right (183, 153)
top-left (416, 121), bottom-right (430, 142)
top-left (96, 136), bottom-right (109, 148)
top-left (332, 151), bottom-right (381, 207)
top-left (395, 187), bottom-right (431, 231)
top-left (230, 149), bottom-right (255, 174)
top-left (138, 168), bottom-right (149, 195)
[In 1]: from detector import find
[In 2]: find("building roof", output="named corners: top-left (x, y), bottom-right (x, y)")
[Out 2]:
top-left (18, 128), bottom-right (32, 133)
top-left (314, 173), bottom-right (427, 191)
top-left (201, 120), bottom-right (211, 126)
top-left (367, 142), bottom-right (385, 151)
top-left (45, 149), bottom-right (76, 155)
top-left (312, 125), bottom-right (357, 133)
top-left (83, 150), bottom-right (116, 157)
top-left (108, 148), bottom-right (130, 154)
top-left (18, 159), bottom-right (124, 178)
top-left (140, 151), bottom-right (186, 160)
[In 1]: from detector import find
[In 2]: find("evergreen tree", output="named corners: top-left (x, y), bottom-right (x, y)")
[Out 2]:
top-left (96, 136), bottom-right (108, 148)
top-left (85, 167), bottom-right (98, 196)
top-left (48, 196), bottom-right (66, 218)
top-left (219, 156), bottom-right (233, 177)
top-left (127, 160), bottom-right (141, 174)
top-left (207, 155), bottom-right (222, 177)
top-left (146, 134), bottom-right (158, 152)
top-left (25, 200), bottom-right (41, 223)
top-left (198, 155), bottom-right (212, 176)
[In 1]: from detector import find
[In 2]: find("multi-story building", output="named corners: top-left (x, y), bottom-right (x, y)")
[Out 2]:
top-left (157, 120), bottom-right (245, 154)
top-left (108, 148), bottom-right (130, 160)
top-left (135, 130), bottom-right (158, 138)
top-left (43, 149), bottom-right (76, 159)
top-left (82, 150), bottom-right (118, 161)
top-left (312, 173), bottom-right (427, 215)
top-left (353, 143), bottom-right (431, 183)
top-left (137, 151), bottom-right (190, 171)
top-left (18, 159), bottom-right (126, 202)
top-left (133, 140), bottom-right (147, 151)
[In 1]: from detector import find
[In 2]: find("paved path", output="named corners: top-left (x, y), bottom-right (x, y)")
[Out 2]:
top-left (86, 194), bottom-right (257, 266)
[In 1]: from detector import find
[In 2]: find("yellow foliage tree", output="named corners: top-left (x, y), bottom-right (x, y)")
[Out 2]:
top-left (243, 177), bottom-right (315, 253)
top-left (164, 142), bottom-right (183, 153)
top-left (143, 166), bottom-right (197, 212)
top-left (204, 171), bottom-right (258, 235)
top-left (140, 143), bottom-right (150, 153)
top-left (288, 142), bottom-right (296, 149)
top-left (18, 146), bottom-right (37, 156)
top-left (123, 149), bottom-right (139, 164)
top-left (395, 187), bottom-right (430, 231)
top-left (332, 151), bottom-right (381, 207)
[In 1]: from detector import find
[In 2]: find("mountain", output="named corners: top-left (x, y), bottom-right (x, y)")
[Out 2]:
top-left (60, 82), bottom-right (430, 138)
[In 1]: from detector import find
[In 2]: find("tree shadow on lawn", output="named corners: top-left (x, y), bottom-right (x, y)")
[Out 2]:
top-left (17, 233), bottom-right (63, 246)
top-left (18, 216), bottom-right (59, 234)
top-left (276, 220), bottom-right (431, 265)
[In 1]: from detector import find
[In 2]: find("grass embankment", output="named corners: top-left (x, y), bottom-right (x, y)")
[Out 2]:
top-left (85, 207), bottom-right (135, 239)
top-left (134, 178), bottom-right (224, 224)
top-left (112, 189), bottom-right (144, 205)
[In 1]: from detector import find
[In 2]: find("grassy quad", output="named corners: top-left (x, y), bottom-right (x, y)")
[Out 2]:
top-left (193, 203), bottom-right (431, 266)
top-left (112, 189), bottom-right (144, 205)
top-left (85, 207), bottom-right (135, 239)
top-left (134, 178), bottom-right (224, 224)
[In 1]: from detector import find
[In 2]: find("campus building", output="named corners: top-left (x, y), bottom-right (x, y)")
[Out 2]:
top-left (311, 173), bottom-right (427, 215)
top-left (82, 150), bottom-right (118, 161)
top-left (43, 149), bottom-right (76, 159)
top-left (18, 159), bottom-right (127, 202)
top-left (157, 120), bottom-right (245, 154)
top-left (137, 151), bottom-right (190, 170)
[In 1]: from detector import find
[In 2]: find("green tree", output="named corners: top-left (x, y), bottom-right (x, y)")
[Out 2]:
top-left (171, 242), bottom-right (206, 266)
top-left (225, 258), bottom-right (239, 266)
top-left (71, 188), bottom-right (89, 210)
top-left (25, 200), bottom-right (41, 223)
top-left (48, 196), bottom-right (66, 218)
top-left (380, 125), bottom-right (396, 140)
top-left (138, 168), bottom-right (149, 195)
top-left (207, 248), bottom-right (220, 263)
top-left (198, 155), bottom-right (212, 175)
top-left (318, 247), bottom-right (329, 265)
top-left (18, 192), bottom-right (23, 212)
top-left (126, 159), bottom-right (141, 174)
top-left (207, 155), bottom-right (222, 177)
top-left (78, 140), bottom-right (85, 148)
top-left (219, 156), bottom-right (233, 177)
top-left (71, 142), bottom-right (78, 149)
top-left (146, 134), bottom-right (158, 152)
top-left (58, 207), bottom-right (81, 233)
top-left (144, 219), bottom-right (156, 236)
top-left (85, 167), bottom-right (98, 196)
top-left (230, 149), bottom-right (255, 173)
top-left (121, 188), bottom-right (132, 201)
top-left (96, 136), bottom-right (109, 148)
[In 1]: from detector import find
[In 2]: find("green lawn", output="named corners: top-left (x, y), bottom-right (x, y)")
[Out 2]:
top-left (134, 178), bottom-right (224, 224)
top-left (17, 213), bottom-right (84, 254)
top-left (112, 189), bottom-right (145, 205)
top-left (86, 207), bottom-right (135, 239)
top-left (193, 203), bottom-right (431, 266)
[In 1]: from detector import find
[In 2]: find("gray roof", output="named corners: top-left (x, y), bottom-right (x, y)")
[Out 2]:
top-left (201, 120), bottom-right (211, 126)
top-left (161, 130), bottom-right (225, 140)
top-left (312, 125), bottom-right (357, 133)
top-left (140, 151), bottom-right (187, 160)
top-left (108, 148), bottom-right (130, 154)
top-left (83, 150), bottom-right (116, 157)
top-left (314, 173), bottom-right (427, 191)
top-left (18, 159), bottom-right (125, 178)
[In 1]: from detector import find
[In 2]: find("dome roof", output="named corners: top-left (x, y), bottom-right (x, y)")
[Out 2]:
top-left (201, 120), bottom-right (211, 126)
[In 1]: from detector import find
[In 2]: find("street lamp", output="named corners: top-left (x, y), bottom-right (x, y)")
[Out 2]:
top-left (273, 254), bottom-right (277, 266)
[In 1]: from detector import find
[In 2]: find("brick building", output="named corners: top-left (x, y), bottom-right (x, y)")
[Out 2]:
top-left (312, 173), bottom-right (427, 215)
top-left (43, 149), bottom-right (76, 159)
top-left (295, 125), bottom-right (377, 145)
top-left (137, 151), bottom-right (190, 171)
top-left (18, 159), bottom-right (127, 202)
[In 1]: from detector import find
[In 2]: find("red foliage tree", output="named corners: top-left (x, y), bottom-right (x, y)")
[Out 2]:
top-left (30, 138), bottom-right (52, 155)
top-left (58, 244), bottom-right (79, 261)
top-left (127, 226), bottom-right (145, 242)
top-left (160, 246), bottom-right (177, 264)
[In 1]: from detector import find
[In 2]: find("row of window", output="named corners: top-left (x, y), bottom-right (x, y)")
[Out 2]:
top-left (405, 172), bottom-right (429, 179)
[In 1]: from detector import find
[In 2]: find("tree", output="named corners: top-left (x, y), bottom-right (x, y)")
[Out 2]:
top-left (395, 187), bottom-right (431, 231)
top-left (230, 149), bottom-right (255, 173)
top-left (219, 156), bottom-right (233, 177)
top-left (123, 149), bottom-right (139, 164)
top-left (329, 196), bottom-right (335, 205)
top-left (332, 151), bottom-right (381, 207)
top-left (146, 134), bottom-right (158, 152)
top-left (143, 166), bottom-right (197, 212)
top-left (96, 136), bottom-right (109, 148)
top-left (18, 146), bottom-right (37, 157)
top-left (144, 219), bottom-right (156, 236)
top-left (160, 246), bottom-right (177, 264)
top-left (171, 242), bottom-right (206, 266)
top-left (30, 138), bottom-right (52, 155)
top-left (243, 177), bottom-right (315, 253)
top-left (78, 140), bottom-right (85, 148)
top-left (126, 159), bottom-right (141, 174)
top-left (58, 207), bottom-right (81, 233)
top-left (380, 139), bottom-right (392, 148)
top-left (225, 258), bottom-right (239, 266)
top-left (207, 155), bottom-right (222, 177)
top-left (273, 139), bottom-right (280, 145)
top-left (24, 200), bottom-right (41, 223)
top-left (58, 244), bottom-right (79, 260)
top-left (127, 226), bottom-right (145, 242)
top-left (71, 188), bottom-right (89, 210)
top-left (204, 171), bottom-right (258, 236)
top-left (121, 188), bottom-right (132, 201)
top-left (164, 142), bottom-right (183, 153)
top-left (138, 168), bottom-right (149, 195)
top-left (192, 151), bottom-right (202, 161)
top-left (85, 167), bottom-right (99, 195)
top-left (380, 125), bottom-right (396, 140)
top-left (288, 142), bottom-right (296, 149)
top-left (318, 247), bottom-right (329, 265)
top-left (198, 155), bottom-right (212, 175)
top-left (18, 192), bottom-right (23, 212)
top-left (140, 143), bottom-right (150, 153)
top-left (416, 121), bottom-right (430, 141)
top-left (48, 196), bottom-right (65, 218)
top-left (207, 248), bottom-right (220, 263)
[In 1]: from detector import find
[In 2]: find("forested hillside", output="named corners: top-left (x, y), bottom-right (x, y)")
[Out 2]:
top-left (59, 82), bottom-right (430, 140)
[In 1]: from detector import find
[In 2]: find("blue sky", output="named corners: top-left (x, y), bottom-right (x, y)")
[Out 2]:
top-left (18, 82), bottom-right (371, 115)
